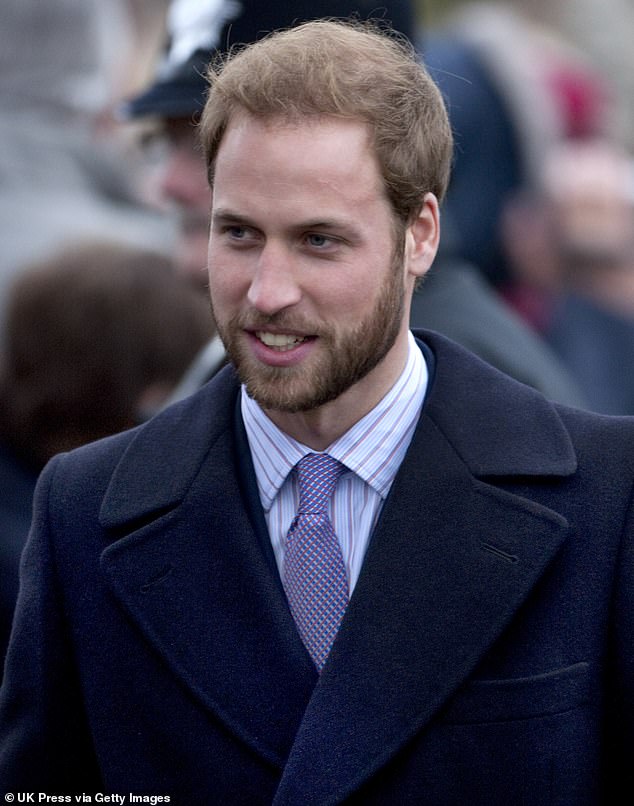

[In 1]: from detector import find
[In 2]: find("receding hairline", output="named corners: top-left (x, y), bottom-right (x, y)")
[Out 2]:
top-left (201, 17), bottom-right (454, 216)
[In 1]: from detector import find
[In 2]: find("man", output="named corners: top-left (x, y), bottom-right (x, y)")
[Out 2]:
top-left (1, 19), bottom-right (633, 803)
top-left (124, 0), bottom-right (417, 399)
top-left (126, 0), bottom-right (586, 407)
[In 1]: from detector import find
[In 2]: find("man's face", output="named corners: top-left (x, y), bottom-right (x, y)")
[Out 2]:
top-left (208, 114), bottom-right (424, 421)
top-left (158, 118), bottom-right (211, 291)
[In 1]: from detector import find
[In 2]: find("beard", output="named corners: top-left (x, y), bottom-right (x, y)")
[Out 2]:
top-left (213, 251), bottom-right (406, 414)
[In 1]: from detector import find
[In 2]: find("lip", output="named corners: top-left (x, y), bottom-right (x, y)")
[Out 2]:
top-left (246, 329), bottom-right (317, 367)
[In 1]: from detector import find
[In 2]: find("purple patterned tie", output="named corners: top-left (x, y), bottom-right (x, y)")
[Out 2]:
top-left (283, 453), bottom-right (349, 671)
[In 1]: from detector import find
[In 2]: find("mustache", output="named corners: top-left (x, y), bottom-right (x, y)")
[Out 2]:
top-left (229, 310), bottom-right (325, 335)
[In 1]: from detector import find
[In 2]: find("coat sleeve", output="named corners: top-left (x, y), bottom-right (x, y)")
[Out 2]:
top-left (0, 454), bottom-right (102, 792)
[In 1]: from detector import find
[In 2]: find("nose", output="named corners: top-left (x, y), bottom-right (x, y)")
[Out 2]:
top-left (247, 242), bottom-right (302, 315)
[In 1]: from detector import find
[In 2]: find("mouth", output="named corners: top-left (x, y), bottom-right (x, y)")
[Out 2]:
top-left (254, 331), bottom-right (312, 352)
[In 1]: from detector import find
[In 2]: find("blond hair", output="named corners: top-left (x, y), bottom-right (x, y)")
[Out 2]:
top-left (200, 19), bottom-right (453, 225)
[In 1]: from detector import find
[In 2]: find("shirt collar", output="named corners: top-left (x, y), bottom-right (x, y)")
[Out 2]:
top-left (241, 331), bottom-right (428, 511)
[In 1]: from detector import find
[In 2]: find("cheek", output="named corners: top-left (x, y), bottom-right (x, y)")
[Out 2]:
top-left (207, 250), bottom-right (247, 308)
top-left (340, 261), bottom-right (394, 308)
top-left (206, 251), bottom-right (227, 301)
top-left (316, 283), bottom-right (375, 328)
top-left (207, 272), bottom-right (233, 307)
top-left (307, 271), bottom-right (358, 304)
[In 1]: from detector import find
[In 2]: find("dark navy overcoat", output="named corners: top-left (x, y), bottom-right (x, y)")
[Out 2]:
top-left (1, 331), bottom-right (633, 803)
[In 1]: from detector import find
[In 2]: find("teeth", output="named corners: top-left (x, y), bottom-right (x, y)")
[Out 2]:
top-left (256, 331), bottom-right (307, 351)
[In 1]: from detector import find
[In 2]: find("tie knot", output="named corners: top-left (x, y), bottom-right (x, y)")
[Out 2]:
top-left (296, 453), bottom-right (344, 514)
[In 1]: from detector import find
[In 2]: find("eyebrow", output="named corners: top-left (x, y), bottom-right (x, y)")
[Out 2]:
top-left (211, 207), bottom-right (363, 239)
top-left (211, 209), bottom-right (256, 228)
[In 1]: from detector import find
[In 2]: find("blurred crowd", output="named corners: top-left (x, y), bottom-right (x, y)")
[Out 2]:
top-left (421, 0), bottom-right (634, 414)
top-left (1, 0), bottom-right (634, 667)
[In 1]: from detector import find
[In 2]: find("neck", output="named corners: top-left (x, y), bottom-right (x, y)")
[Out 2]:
top-left (264, 332), bottom-right (410, 450)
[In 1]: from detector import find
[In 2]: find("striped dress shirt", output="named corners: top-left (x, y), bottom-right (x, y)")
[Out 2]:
top-left (241, 330), bottom-right (428, 594)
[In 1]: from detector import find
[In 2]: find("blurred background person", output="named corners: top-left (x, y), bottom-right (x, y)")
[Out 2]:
top-left (409, 215), bottom-right (587, 404)
top-left (420, 1), bottom-right (612, 291)
top-left (502, 139), bottom-right (634, 414)
top-left (419, 0), bottom-right (634, 150)
top-left (537, 140), bottom-right (634, 320)
top-left (0, 239), bottom-right (213, 672)
top-left (417, 0), bottom-right (634, 412)
top-left (0, 0), bottom-right (174, 323)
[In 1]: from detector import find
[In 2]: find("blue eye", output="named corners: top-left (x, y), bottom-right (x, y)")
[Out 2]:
top-left (306, 233), bottom-right (333, 248)
top-left (222, 225), bottom-right (260, 244)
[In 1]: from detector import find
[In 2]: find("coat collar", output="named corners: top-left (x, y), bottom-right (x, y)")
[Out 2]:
top-left (417, 329), bottom-right (577, 477)
top-left (99, 364), bottom-right (241, 530)
top-left (99, 330), bottom-right (576, 530)
top-left (98, 330), bottom-right (577, 801)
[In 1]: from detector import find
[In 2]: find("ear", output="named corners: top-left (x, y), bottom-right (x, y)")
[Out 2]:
top-left (405, 193), bottom-right (440, 282)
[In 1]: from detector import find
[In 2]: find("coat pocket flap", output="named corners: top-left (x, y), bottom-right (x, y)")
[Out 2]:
top-left (440, 662), bottom-right (594, 724)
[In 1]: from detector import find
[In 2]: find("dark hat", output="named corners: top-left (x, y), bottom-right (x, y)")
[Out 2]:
top-left (122, 0), bottom-right (416, 120)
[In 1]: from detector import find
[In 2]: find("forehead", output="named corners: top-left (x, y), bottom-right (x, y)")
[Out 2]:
top-left (212, 113), bottom-right (385, 206)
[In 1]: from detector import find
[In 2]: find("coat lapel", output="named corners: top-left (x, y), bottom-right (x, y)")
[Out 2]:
top-left (98, 369), bottom-right (317, 769)
top-left (273, 332), bottom-right (577, 805)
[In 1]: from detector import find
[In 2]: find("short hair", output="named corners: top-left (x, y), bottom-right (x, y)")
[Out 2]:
top-left (200, 19), bottom-right (453, 225)
top-left (0, 240), bottom-right (213, 468)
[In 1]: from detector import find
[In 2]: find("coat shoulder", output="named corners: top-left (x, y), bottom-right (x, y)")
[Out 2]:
top-left (417, 328), bottom-right (634, 478)
top-left (554, 402), bottom-right (634, 469)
